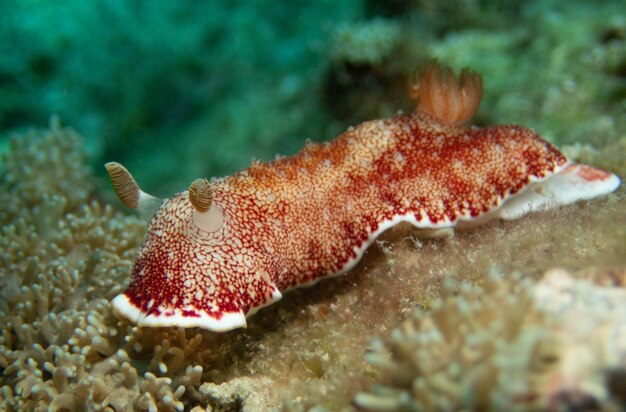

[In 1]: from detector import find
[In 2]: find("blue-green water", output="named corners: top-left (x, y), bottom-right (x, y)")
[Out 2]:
top-left (2, 0), bottom-right (623, 197)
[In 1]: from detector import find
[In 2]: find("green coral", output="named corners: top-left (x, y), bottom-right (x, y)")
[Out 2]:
top-left (331, 19), bottom-right (402, 66)
top-left (428, 1), bottom-right (626, 146)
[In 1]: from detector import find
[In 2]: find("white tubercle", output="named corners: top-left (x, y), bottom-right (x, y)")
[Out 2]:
top-left (192, 202), bottom-right (225, 232)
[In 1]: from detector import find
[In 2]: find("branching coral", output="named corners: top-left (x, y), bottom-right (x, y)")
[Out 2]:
top-left (0, 121), bottom-right (211, 411)
top-left (0, 117), bottom-right (91, 221)
top-left (355, 268), bottom-right (626, 411)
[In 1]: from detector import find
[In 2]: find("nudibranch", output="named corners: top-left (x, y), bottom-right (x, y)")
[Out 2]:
top-left (108, 63), bottom-right (620, 332)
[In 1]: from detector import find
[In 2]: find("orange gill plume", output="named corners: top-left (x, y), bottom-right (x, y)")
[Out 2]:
top-left (410, 61), bottom-right (483, 124)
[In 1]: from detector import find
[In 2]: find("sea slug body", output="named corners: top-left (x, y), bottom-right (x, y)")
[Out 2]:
top-left (107, 63), bottom-right (620, 332)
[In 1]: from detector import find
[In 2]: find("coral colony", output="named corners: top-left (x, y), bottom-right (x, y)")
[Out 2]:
top-left (355, 269), bottom-right (626, 411)
top-left (107, 63), bottom-right (620, 332)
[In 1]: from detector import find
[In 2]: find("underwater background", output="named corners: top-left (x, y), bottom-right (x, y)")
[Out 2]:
top-left (3, 0), bottom-right (624, 193)
top-left (1, 0), bottom-right (625, 410)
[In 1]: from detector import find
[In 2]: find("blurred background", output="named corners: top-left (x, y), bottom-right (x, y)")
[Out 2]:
top-left (1, 0), bottom-right (624, 197)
